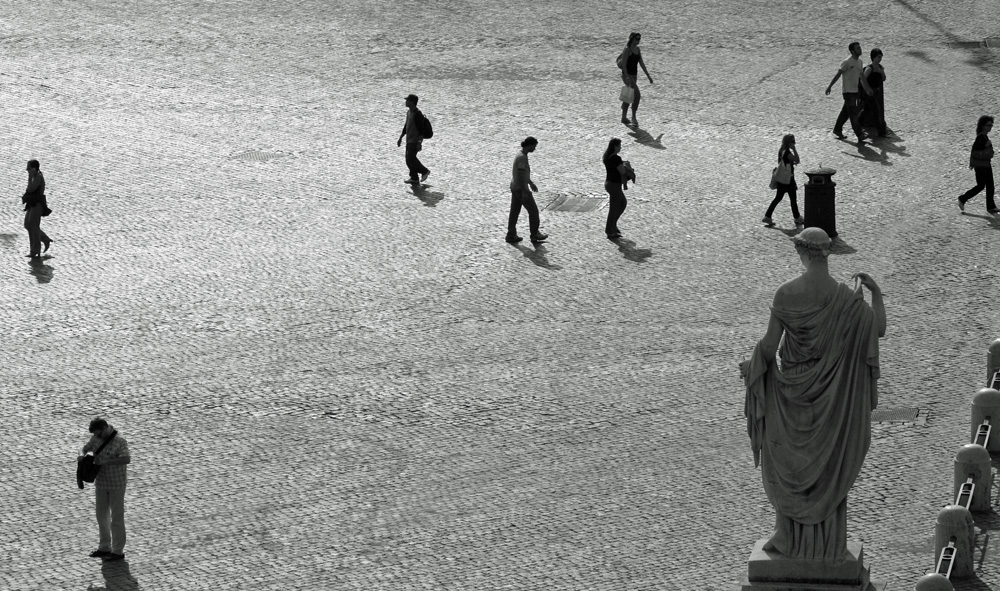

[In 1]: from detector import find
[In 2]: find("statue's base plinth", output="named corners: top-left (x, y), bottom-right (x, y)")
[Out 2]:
top-left (741, 540), bottom-right (877, 590)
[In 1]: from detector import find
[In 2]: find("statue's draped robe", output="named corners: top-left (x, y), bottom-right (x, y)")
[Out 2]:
top-left (744, 283), bottom-right (879, 561)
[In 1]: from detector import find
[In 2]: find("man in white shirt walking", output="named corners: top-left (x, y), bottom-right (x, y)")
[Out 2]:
top-left (825, 42), bottom-right (873, 142)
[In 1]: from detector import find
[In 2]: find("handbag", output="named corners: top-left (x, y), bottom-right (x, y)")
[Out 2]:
top-left (42, 206), bottom-right (52, 217)
top-left (77, 430), bottom-right (117, 489)
top-left (770, 158), bottom-right (793, 189)
top-left (619, 85), bottom-right (635, 104)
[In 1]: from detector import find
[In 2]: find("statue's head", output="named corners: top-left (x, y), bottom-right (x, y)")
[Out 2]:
top-left (792, 227), bottom-right (831, 261)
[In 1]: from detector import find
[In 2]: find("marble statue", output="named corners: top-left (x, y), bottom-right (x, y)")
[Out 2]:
top-left (740, 228), bottom-right (886, 561)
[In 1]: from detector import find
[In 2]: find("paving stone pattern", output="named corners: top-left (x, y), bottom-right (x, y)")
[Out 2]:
top-left (3, 0), bottom-right (1000, 589)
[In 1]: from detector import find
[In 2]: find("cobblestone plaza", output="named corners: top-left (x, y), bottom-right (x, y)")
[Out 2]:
top-left (3, 0), bottom-right (1000, 589)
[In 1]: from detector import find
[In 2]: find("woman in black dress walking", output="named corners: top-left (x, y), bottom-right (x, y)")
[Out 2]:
top-left (861, 48), bottom-right (887, 137)
top-left (618, 32), bottom-right (653, 127)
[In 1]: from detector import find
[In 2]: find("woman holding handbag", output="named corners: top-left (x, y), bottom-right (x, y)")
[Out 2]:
top-left (618, 32), bottom-right (653, 127)
top-left (762, 135), bottom-right (803, 227)
top-left (958, 115), bottom-right (997, 214)
top-left (603, 138), bottom-right (635, 239)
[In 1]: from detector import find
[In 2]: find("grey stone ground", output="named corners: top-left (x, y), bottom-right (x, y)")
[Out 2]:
top-left (3, 0), bottom-right (1000, 589)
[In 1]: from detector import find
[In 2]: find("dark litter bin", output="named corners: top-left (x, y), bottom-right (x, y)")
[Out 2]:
top-left (804, 167), bottom-right (838, 238)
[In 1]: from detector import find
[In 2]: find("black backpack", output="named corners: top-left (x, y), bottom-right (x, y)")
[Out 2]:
top-left (416, 110), bottom-right (433, 139)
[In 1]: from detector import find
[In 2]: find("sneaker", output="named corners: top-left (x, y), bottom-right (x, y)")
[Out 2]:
top-left (404, 178), bottom-right (417, 184)
top-left (505, 235), bottom-right (523, 244)
top-left (621, 117), bottom-right (631, 125)
top-left (530, 233), bottom-right (548, 242)
top-left (958, 197), bottom-right (966, 212)
top-left (103, 553), bottom-right (125, 561)
top-left (761, 216), bottom-right (774, 226)
top-left (89, 550), bottom-right (111, 558)
top-left (420, 171), bottom-right (430, 183)
top-left (794, 217), bottom-right (805, 226)
top-left (833, 130), bottom-right (846, 139)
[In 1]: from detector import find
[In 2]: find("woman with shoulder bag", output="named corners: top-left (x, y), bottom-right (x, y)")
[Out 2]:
top-left (762, 135), bottom-right (803, 227)
top-left (618, 32), bottom-right (653, 127)
top-left (21, 159), bottom-right (52, 258)
top-left (958, 115), bottom-right (997, 214)
top-left (603, 138), bottom-right (635, 239)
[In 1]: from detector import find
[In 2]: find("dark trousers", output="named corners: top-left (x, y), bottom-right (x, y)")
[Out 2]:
top-left (834, 93), bottom-right (863, 139)
top-left (507, 189), bottom-right (540, 238)
top-left (765, 182), bottom-right (800, 219)
top-left (23, 204), bottom-right (50, 256)
top-left (405, 142), bottom-right (429, 181)
top-left (605, 181), bottom-right (627, 234)
top-left (960, 166), bottom-right (996, 211)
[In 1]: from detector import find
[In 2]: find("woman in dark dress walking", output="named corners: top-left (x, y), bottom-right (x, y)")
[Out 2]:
top-left (762, 135), bottom-right (803, 227)
top-left (861, 48), bottom-right (887, 137)
top-left (958, 115), bottom-right (997, 214)
top-left (618, 32), bottom-right (653, 127)
top-left (603, 138), bottom-right (635, 239)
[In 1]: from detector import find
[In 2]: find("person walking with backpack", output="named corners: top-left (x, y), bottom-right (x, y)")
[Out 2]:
top-left (958, 115), bottom-right (997, 214)
top-left (79, 417), bottom-right (131, 561)
top-left (762, 135), bottom-right (803, 227)
top-left (21, 159), bottom-right (51, 258)
top-left (617, 32), bottom-right (653, 127)
top-left (397, 94), bottom-right (431, 184)
top-left (602, 138), bottom-right (636, 239)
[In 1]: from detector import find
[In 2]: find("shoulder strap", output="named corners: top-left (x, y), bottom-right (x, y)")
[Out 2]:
top-left (93, 430), bottom-right (117, 455)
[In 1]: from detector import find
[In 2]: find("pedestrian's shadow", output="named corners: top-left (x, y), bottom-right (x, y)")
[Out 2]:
top-left (512, 242), bottom-right (561, 270)
top-left (962, 212), bottom-right (1000, 229)
top-left (627, 127), bottom-right (666, 150)
top-left (0, 233), bottom-right (18, 250)
top-left (28, 256), bottom-right (54, 283)
top-left (87, 559), bottom-right (141, 591)
top-left (409, 185), bottom-right (445, 207)
top-left (849, 131), bottom-right (908, 166)
top-left (610, 237), bottom-right (652, 262)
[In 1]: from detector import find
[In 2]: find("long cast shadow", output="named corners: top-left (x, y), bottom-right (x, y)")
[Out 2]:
top-left (512, 242), bottom-right (561, 270)
top-left (409, 184), bottom-right (445, 207)
top-left (610, 237), bottom-right (652, 262)
top-left (892, 0), bottom-right (993, 71)
top-left (962, 212), bottom-right (1000, 229)
top-left (87, 559), bottom-right (141, 590)
top-left (28, 256), bottom-right (54, 283)
top-left (627, 127), bottom-right (666, 150)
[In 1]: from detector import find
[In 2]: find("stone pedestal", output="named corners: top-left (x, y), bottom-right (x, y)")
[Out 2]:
top-left (741, 540), bottom-right (877, 590)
